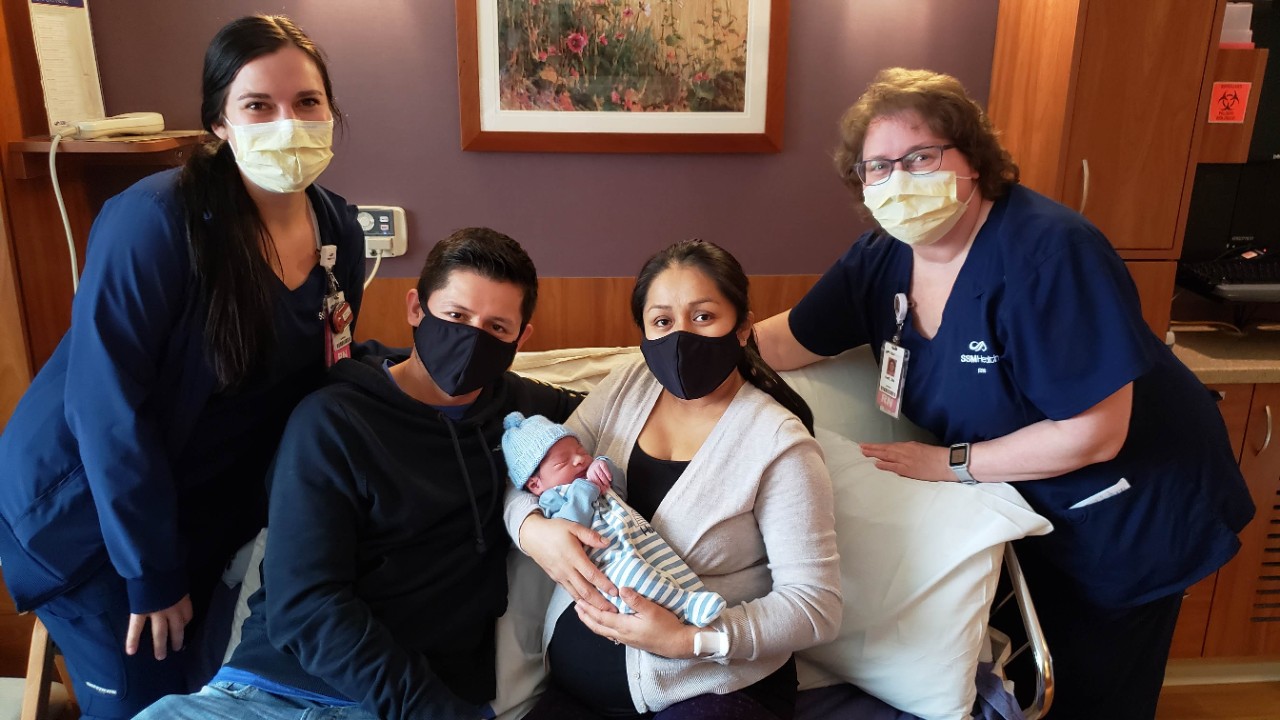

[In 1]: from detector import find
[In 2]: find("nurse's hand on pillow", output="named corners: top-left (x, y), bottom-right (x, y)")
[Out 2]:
top-left (519, 512), bottom-right (617, 611)
top-left (575, 587), bottom-right (697, 658)
top-left (860, 441), bottom-right (954, 482)
top-left (864, 384), bottom-right (1134, 484)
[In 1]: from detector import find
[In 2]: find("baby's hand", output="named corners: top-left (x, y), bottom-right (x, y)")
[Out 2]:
top-left (586, 459), bottom-right (612, 493)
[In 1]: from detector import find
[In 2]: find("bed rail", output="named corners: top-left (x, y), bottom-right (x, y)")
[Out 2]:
top-left (999, 544), bottom-right (1054, 720)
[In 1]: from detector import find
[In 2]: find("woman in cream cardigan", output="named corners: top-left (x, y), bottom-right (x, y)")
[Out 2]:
top-left (505, 240), bottom-right (841, 719)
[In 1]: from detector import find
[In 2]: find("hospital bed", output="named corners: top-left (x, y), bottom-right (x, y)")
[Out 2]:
top-left (499, 346), bottom-right (1057, 720)
top-left (215, 344), bottom-right (1055, 720)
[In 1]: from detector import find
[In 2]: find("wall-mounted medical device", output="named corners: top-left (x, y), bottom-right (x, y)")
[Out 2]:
top-left (356, 206), bottom-right (407, 259)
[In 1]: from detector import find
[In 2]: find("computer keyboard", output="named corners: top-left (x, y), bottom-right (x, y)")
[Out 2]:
top-left (1177, 253), bottom-right (1280, 302)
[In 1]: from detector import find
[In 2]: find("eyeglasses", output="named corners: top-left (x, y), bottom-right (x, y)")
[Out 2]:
top-left (852, 144), bottom-right (956, 186)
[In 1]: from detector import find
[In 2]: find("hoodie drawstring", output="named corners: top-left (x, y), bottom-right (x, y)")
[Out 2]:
top-left (478, 426), bottom-right (502, 521)
top-left (442, 416), bottom-right (489, 555)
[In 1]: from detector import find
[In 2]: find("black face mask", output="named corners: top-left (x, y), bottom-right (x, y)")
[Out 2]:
top-left (413, 310), bottom-right (519, 397)
top-left (640, 329), bottom-right (744, 400)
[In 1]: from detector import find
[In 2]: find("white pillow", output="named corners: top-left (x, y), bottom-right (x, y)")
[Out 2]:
top-left (778, 346), bottom-right (938, 446)
top-left (797, 429), bottom-right (1052, 720)
top-left (511, 345), bottom-right (935, 444)
top-left (491, 553), bottom-right (556, 720)
top-left (223, 528), bottom-right (268, 663)
top-left (510, 346), bottom-right (640, 392)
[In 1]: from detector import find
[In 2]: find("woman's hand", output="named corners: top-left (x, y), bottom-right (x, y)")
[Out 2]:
top-left (864, 385), bottom-right (1134, 484)
top-left (126, 594), bottom-right (193, 660)
top-left (576, 588), bottom-right (697, 659)
top-left (519, 512), bottom-right (617, 611)
top-left (860, 441), bottom-right (953, 482)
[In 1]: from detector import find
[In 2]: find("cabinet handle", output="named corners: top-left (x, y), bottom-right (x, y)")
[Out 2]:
top-left (1264, 405), bottom-right (1273, 453)
top-left (1080, 158), bottom-right (1090, 214)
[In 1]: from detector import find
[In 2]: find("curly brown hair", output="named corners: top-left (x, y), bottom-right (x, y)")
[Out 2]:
top-left (834, 68), bottom-right (1019, 207)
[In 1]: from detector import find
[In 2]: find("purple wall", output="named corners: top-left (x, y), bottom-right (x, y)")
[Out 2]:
top-left (91, 1), bottom-right (997, 277)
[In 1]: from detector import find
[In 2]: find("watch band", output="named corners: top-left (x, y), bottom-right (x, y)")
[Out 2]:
top-left (693, 630), bottom-right (729, 658)
top-left (949, 442), bottom-right (977, 485)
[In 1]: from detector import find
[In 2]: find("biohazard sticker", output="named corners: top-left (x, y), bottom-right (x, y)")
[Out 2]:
top-left (1209, 82), bottom-right (1251, 124)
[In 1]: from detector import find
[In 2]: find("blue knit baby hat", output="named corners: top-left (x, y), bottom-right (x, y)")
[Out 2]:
top-left (501, 412), bottom-right (578, 490)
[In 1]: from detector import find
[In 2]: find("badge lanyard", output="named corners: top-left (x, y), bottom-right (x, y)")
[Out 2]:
top-left (313, 203), bottom-right (352, 367)
top-left (876, 292), bottom-right (910, 418)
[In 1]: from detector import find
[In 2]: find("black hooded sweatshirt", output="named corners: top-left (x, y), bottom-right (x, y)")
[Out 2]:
top-left (225, 351), bottom-right (581, 719)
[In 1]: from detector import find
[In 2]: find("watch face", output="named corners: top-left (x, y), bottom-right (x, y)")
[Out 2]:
top-left (949, 444), bottom-right (968, 466)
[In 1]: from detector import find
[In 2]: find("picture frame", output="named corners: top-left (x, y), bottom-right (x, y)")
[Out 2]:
top-left (455, 0), bottom-right (789, 153)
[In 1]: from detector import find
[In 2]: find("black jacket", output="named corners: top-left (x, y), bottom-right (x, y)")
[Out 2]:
top-left (227, 351), bottom-right (581, 719)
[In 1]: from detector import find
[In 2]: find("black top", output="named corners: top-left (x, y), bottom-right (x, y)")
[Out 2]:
top-left (625, 440), bottom-right (690, 520)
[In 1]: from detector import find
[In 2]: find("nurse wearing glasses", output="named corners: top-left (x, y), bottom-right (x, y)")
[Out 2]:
top-left (756, 68), bottom-right (1253, 720)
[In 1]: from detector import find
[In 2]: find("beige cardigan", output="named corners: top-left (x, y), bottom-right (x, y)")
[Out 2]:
top-left (504, 358), bottom-right (841, 713)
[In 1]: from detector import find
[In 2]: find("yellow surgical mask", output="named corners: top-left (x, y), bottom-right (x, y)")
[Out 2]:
top-left (225, 118), bottom-right (334, 194)
top-left (863, 170), bottom-right (978, 247)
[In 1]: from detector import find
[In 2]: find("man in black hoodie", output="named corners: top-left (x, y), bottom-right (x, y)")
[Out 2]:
top-left (138, 228), bottom-right (584, 720)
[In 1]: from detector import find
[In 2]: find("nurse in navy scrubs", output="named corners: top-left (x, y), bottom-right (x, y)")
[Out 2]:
top-left (0, 15), bottom-right (364, 720)
top-left (756, 68), bottom-right (1254, 720)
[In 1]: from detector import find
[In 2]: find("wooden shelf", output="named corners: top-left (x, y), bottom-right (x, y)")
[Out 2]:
top-left (7, 133), bottom-right (206, 179)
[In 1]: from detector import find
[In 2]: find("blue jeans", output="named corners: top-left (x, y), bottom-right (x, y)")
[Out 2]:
top-left (134, 682), bottom-right (382, 720)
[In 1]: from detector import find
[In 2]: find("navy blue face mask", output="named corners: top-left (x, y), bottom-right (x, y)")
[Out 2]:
top-left (640, 329), bottom-right (744, 400)
top-left (413, 309), bottom-right (519, 397)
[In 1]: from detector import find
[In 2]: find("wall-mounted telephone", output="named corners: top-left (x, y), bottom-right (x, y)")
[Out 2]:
top-left (53, 111), bottom-right (165, 140)
top-left (49, 112), bottom-right (167, 295)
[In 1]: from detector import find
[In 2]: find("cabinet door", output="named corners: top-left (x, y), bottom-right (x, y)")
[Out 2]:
top-left (1170, 574), bottom-right (1219, 658)
top-left (1061, 0), bottom-right (1218, 252)
top-left (1125, 261), bottom-right (1175, 337)
top-left (1204, 383), bottom-right (1280, 656)
top-left (1168, 383), bottom-right (1253, 658)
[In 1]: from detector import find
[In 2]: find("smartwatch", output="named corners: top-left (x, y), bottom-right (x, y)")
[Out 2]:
top-left (693, 630), bottom-right (729, 658)
top-left (949, 442), bottom-right (977, 485)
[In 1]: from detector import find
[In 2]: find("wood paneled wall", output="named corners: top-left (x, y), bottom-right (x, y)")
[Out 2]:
top-left (0, 0), bottom-right (40, 425)
top-left (356, 264), bottom-right (1175, 352)
top-left (355, 275), bottom-right (822, 351)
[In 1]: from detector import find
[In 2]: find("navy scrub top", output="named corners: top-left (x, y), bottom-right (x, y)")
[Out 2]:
top-left (790, 184), bottom-right (1253, 609)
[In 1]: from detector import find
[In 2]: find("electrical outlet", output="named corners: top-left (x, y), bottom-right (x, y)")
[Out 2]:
top-left (356, 206), bottom-right (407, 258)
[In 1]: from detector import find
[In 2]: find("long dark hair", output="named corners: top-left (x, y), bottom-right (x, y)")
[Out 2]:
top-left (631, 240), bottom-right (815, 435)
top-left (181, 15), bottom-right (343, 390)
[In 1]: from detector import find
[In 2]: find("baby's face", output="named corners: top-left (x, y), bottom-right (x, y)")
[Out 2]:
top-left (527, 436), bottom-right (591, 495)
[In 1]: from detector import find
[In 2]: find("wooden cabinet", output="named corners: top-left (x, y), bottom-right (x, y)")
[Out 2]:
top-left (1171, 574), bottom-right (1220, 658)
top-left (1203, 382), bottom-right (1280, 657)
top-left (0, 567), bottom-right (35, 677)
top-left (1198, 48), bottom-right (1271, 163)
top-left (988, 0), bottom-right (1223, 257)
top-left (1127, 261), bottom-right (1176, 337)
top-left (1168, 383), bottom-right (1252, 658)
top-left (1168, 382), bottom-right (1280, 659)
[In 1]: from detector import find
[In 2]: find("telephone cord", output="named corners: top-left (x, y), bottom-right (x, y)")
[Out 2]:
top-left (48, 128), bottom-right (81, 294)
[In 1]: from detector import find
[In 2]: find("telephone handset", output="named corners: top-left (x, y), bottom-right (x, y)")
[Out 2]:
top-left (53, 111), bottom-right (165, 140)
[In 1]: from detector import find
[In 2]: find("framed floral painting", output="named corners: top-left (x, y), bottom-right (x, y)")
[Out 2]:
top-left (455, 0), bottom-right (790, 152)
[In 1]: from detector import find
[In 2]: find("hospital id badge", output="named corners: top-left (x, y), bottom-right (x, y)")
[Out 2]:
top-left (876, 341), bottom-right (909, 418)
top-left (324, 290), bottom-right (353, 367)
